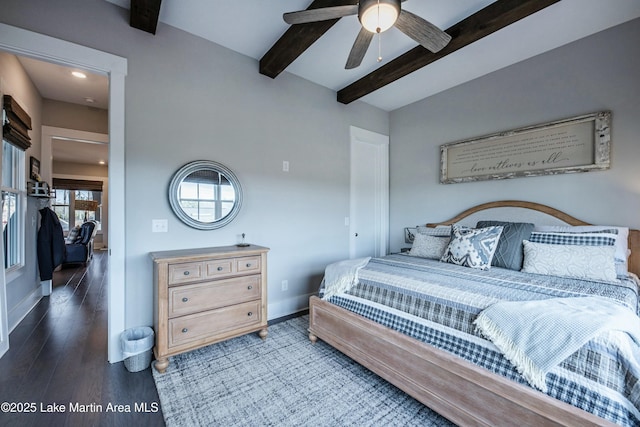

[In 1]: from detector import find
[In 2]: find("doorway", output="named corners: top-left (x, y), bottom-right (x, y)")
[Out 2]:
top-left (0, 23), bottom-right (127, 363)
top-left (349, 126), bottom-right (389, 259)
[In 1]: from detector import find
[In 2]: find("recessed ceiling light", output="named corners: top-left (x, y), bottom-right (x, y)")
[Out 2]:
top-left (84, 97), bottom-right (95, 103)
top-left (72, 71), bottom-right (87, 79)
top-left (98, 160), bottom-right (106, 165)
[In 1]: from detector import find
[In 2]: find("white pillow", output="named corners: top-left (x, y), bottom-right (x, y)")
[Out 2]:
top-left (533, 225), bottom-right (629, 264)
top-left (408, 233), bottom-right (450, 259)
top-left (522, 240), bottom-right (617, 282)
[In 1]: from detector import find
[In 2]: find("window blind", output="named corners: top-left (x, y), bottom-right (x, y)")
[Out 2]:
top-left (53, 178), bottom-right (103, 192)
top-left (2, 95), bottom-right (32, 151)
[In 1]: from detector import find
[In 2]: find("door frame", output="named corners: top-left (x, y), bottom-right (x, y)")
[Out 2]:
top-left (0, 87), bottom-right (9, 358)
top-left (349, 126), bottom-right (389, 258)
top-left (0, 23), bottom-right (127, 363)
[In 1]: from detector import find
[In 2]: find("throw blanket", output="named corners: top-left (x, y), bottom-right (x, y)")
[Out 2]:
top-left (475, 296), bottom-right (640, 393)
top-left (322, 257), bottom-right (370, 300)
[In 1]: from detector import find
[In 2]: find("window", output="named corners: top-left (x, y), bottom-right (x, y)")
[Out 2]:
top-left (178, 175), bottom-right (234, 222)
top-left (52, 188), bottom-right (102, 234)
top-left (73, 190), bottom-right (101, 230)
top-left (52, 189), bottom-right (70, 232)
top-left (2, 140), bottom-right (25, 271)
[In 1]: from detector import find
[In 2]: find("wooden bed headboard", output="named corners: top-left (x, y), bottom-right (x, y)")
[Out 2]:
top-left (425, 200), bottom-right (640, 277)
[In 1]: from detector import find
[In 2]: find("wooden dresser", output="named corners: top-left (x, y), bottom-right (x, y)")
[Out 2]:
top-left (150, 244), bottom-right (269, 373)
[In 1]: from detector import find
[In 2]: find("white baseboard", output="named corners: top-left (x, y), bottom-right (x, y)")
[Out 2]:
top-left (8, 286), bottom-right (43, 333)
top-left (268, 293), bottom-right (314, 320)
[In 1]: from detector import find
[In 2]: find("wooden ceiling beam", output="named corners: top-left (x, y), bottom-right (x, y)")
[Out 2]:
top-left (337, 0), bottom-right (561, 104)
top-left (260, 0), bottom-right (358, 79)
top-left (130, 0), bottom-right (163, 35)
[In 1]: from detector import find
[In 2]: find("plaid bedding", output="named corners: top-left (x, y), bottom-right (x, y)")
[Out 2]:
top-left (323, 254), bottom-right (640, 427)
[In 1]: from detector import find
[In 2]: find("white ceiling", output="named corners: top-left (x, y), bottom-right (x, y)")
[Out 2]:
top-left (15, 57), bottom-right (109, 165)
top-left (102, 0), bottom-right (640, 111)
top-left (15, 0), bottom-right (640, 149)
top-left (18, 56), bottom-right (109, 110)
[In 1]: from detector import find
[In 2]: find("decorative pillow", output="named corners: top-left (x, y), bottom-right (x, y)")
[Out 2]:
top-left (65, 226), bottom-right (81, 244)
top-left (476, 220), bottom-right (534, 271)
top-left (534, 225), bottom-right (629, 264)
top-left (408, 233), bottom-right (450, 259)
top-left (529, 229), bottom-right (626, 277)
top-left (529, 231), bottom-right (617, 247)
top-left (440, 225), bottom-right (503, 270)
top-left (522, 240), bottom-right (617, 282)
top-left (416, 225), bottom-right (452, 237)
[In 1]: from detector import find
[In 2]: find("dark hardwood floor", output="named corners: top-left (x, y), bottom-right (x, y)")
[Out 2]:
top-left (0, 251), bottom-right (165, 427)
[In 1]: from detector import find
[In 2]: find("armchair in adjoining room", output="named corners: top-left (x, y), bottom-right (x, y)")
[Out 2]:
top-left (63, 220), bottom-right (98, 265)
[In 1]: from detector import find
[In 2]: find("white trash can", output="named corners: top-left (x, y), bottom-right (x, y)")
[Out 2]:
top-left (121, 326), bottom-right (154, 372)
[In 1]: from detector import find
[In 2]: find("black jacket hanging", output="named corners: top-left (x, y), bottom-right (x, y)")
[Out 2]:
top-left (37, 207), bottom-right (66, 281)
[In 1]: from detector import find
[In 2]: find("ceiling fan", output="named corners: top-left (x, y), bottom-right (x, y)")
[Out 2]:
top-left (283, 0), bottom-right (452, 69)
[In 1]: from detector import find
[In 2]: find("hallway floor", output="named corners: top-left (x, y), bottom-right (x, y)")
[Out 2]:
top-left (0, 251), bottom-right (165, 427)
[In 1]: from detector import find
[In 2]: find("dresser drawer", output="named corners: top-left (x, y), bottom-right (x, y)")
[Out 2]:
top-left (168, 275), bottom-right (261, 318)
top-left (205, 259), bottom-right (234, 278)
top-left (236, 256), bottom-right (261, 274)
top-left (168, 262), bottom-right (204, 285)
top-left (204, 256), bottom-right (261, 279)
top-left (168, 300), bottom-right (262, 347)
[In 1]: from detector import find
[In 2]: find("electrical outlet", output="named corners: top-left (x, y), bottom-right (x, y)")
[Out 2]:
top-left (152, 219), bottom-right (168, 233)
top-left (282, 161), bottom-right (289, 172)
top-left (281, 280), bottom-right (288, 291)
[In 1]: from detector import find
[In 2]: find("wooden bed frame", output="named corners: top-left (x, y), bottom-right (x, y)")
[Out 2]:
top-left (309, 200), bottom-right (640, 427)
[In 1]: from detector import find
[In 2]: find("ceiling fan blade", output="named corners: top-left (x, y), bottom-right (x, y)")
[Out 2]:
top-left (394, 10), bottom-right (452, 53)
top-left (284, 5), bottom-right (358, 25)
top-left (345, 28), bottom-right (374, 69)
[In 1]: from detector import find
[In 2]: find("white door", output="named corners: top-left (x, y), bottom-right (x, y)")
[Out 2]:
top-left (349, 127), bottom-right (389, 259)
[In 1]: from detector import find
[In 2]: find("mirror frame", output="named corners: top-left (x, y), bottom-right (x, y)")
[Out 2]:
top-left (168, 160), bottom-right (243, 230)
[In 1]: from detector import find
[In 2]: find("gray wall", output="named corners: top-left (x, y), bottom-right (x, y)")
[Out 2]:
top-left (0, 0), bottom-right (389, 329)
top-left (389, 18), bottom-right (640, 252)
top-left (0, 51), bottom-right (44, 329)
top-left (52, 161), bottom-right (108, 177)
top-left (43, 99), bottom-right (108, 134)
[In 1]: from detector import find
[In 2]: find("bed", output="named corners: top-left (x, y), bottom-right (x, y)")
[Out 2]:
top-left (308, 200), bottom-right (640, 427)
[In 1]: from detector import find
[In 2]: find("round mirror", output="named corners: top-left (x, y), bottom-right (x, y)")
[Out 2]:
top-left (168, 160), bottom-right (243, 230)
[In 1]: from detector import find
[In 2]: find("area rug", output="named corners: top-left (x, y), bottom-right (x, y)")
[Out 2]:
top-left (152, 315), bottom-right (456, 427)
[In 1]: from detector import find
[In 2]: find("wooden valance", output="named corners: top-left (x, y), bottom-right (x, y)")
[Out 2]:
top-left (3, 95), bottom-right (32, 150)
top-left (53, 178), bottom-right (103, 192)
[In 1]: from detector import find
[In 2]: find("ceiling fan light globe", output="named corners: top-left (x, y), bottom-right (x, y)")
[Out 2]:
top-left (359, 0), bottom-right (400, 33)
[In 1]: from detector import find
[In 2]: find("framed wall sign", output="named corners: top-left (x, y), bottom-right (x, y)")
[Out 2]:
top-left (440, 111), bottom-right (611, 184)
top-left (29, 156), bottom-right (40, 181)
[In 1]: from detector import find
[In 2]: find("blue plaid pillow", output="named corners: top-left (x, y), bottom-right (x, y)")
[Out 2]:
top-left (529, 231), bottom-right (616, 247)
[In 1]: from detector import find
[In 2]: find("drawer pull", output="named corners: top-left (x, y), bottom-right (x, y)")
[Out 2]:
top-left (246, 263), bottom-right (252, 268)
top-left (217, 266), bottom-right (223, 271)
top-left (247, 312), bottom-right (253, 317)
top-left (182, 297), bottom-right (189, 303)
top-left (247, 285), bottom-right (253, 290)
top-left (183, 271), bottom-right (190, 276)
top-left (182, 328), bottom-right (188, 333)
